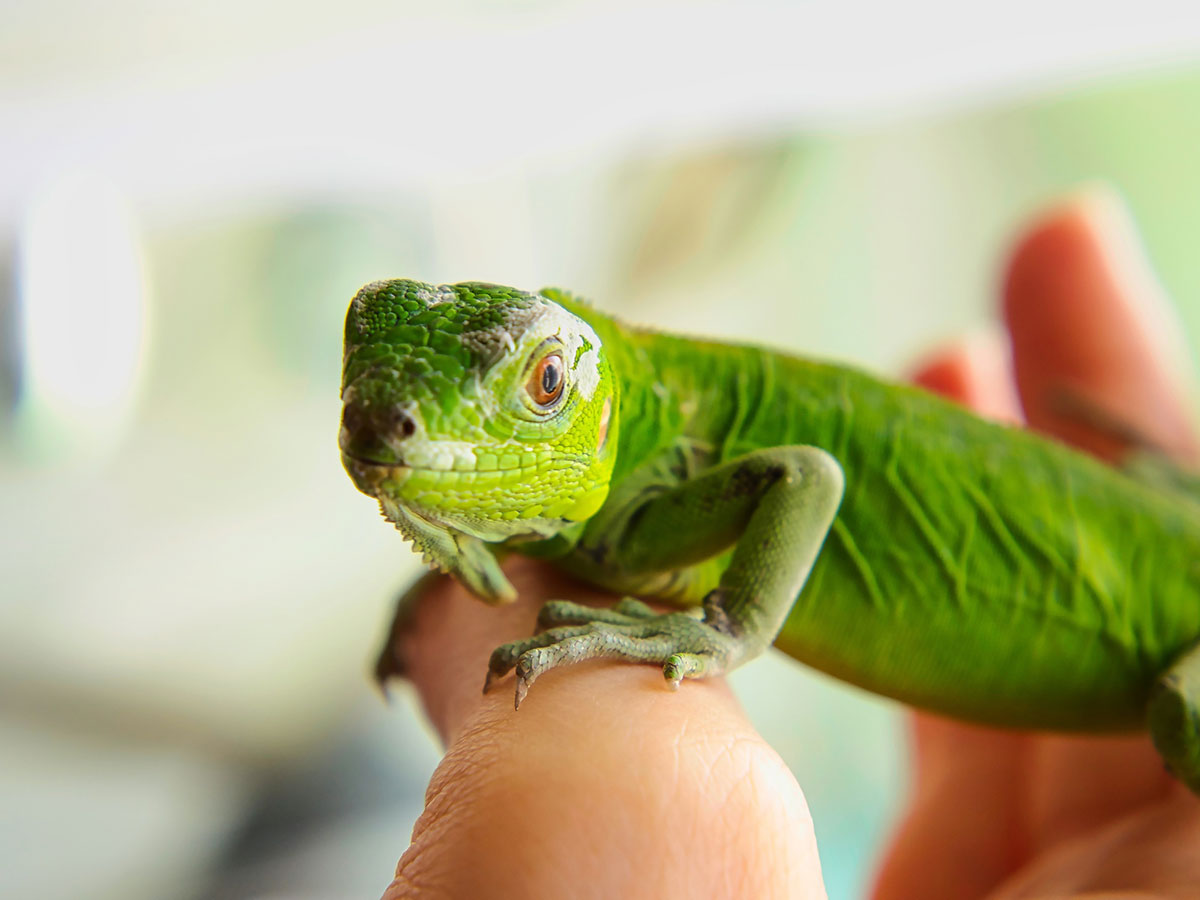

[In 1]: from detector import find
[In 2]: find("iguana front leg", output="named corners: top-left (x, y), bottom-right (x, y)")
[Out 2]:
top-left (486, 446), bottom-right (845, 708)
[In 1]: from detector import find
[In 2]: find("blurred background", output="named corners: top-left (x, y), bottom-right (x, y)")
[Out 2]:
top-left (4, 2), bottom-right (1200, 898)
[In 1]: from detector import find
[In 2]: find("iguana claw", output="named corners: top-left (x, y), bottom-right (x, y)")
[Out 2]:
top-left (486, 603), bottom-right (738, 709)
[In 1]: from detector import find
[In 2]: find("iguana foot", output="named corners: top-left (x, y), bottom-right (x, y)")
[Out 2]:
top-left (484, 600), bottom-right (740, 709)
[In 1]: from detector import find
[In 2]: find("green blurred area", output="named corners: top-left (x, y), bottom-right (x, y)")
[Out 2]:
top-left (6, 62), bottom-right (1200, 900)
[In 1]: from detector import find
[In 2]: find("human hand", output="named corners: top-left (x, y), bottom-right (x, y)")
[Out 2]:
top-left (875, 191), bottom-right (1200, 898)
top-left (381, 561), bottom-right (823, 898)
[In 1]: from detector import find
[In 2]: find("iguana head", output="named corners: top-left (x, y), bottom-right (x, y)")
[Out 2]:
top-left (339, 279), bottom-right (618, 601)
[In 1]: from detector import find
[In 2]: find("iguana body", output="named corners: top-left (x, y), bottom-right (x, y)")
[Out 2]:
top-left (339, 279), bottom-right (1200, 793)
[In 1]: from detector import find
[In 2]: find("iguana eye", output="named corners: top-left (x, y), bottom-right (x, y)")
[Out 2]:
top-left (527, 353), bottom-right (565, 407)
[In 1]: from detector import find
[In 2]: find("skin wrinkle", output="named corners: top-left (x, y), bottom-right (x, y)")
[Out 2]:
top-left (1059, 469), bottom-right (1088, 630)
top-left (1130, 538), bottom-right (1164, 671)
top-left (718, 364), bottom-right (753, 462)
top-left (882, 464), bottom-right (969, 609)
top-left (702, 733), bottom-right (806, 897)
top-left (1059, 472), bottom-right (1132, 647)
top-left (955, 506), bottom-right (978, 608)
top-left (986, 461), bottom-right (1076, 585)
top-left (930, 470), bottom-right (1153, 657)
top-left (740, 350), bottom-right (777, 449)
top-left (956, 475), bottom-right (1141, 664)
top-left (960, 480), bottom-right (1032, 575)
top-left (829, 519), bottom-right (887, 611)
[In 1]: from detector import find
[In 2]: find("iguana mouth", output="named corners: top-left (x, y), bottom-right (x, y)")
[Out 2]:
top-left (343, 453), bottom-right (544, 480)
top-left (342, 454), bottom-right (408, 469)
top-left (341, 454), bottom-right (413, 496)
top-left (343, 450), bottom-right (534, 487)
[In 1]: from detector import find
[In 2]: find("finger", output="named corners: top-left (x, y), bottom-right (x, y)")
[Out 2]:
top-left (878, 187), bottom-right (1200, 895)
top-left (385, 557), bottom-right (825, 898)
top-left (1004, 190), bottom-right (1192, 852)
top-left (986, 789), bottom-right (1200, 898)
top-left (874, 712), bottom-right (1030, 900)
top-left (1004, 187), bottom-right (1198, 463)
top-left (874, 340), bottom-right (1031, 900)
top-left (911, 331), bottom-right (1023, 425)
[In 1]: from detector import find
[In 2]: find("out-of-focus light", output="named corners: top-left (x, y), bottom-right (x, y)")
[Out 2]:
top-left (4, 2), bottom-right (1200, 226)
top-left (16, 171), bottom-right (147, 462)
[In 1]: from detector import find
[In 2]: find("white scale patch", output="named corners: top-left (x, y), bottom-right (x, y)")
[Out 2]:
top-left (462, 296), bottom-right (603, 399)
top-left (414, 285), bottom-right (457, 307)
top-left (526, 298), bottom-right (602, 400)
top-left (351, 281), bottom-right (389, 331)
top-left (402, 439), bottom-right (481, 471)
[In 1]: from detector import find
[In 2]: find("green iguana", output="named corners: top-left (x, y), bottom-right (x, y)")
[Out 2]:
top-left (338, 279), bottom-right (1200, 794)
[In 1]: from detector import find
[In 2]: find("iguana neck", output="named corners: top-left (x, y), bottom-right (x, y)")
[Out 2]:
top-left (561, 297), bottom-right (769, 483)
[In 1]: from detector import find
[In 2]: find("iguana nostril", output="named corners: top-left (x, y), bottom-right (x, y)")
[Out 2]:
top-left (340, 404), bottom-right (415, 463)
top-left (341, 405), bottom-right (415, 442)
top-left (390, 408), bottom-right (417, 440)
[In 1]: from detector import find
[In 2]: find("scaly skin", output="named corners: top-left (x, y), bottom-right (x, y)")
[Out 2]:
top-left (340, 279), bottom-right (1200, 795)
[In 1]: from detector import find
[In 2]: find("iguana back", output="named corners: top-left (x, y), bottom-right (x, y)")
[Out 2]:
top-left (575, 300), bottom-right (1200, 731)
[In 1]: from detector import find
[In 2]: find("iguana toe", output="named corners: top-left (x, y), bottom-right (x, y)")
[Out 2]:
top-left (488, 606), bottom-right (739, 709)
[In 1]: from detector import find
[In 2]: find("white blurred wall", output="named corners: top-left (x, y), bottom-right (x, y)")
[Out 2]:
top-left (4, 4), bottom-right (1200, 900)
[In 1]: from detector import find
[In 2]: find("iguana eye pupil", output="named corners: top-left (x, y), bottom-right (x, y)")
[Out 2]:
top-left (528, 354), bottom-right (565, 407)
